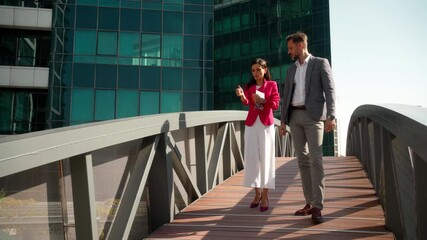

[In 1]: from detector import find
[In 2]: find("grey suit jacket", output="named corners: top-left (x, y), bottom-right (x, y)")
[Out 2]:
top-left (281, 56), bottom-right (336, 124)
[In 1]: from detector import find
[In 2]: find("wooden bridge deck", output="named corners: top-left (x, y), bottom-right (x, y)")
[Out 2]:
top-left (146, 156), bottom-right (395, 239)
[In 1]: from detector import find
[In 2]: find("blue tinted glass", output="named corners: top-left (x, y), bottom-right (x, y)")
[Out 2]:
top-left (141, 34), bottom-right (160, 57)
top-left (140, 91), bottom-right (159, 115)
top-left (73, 63), bottom-right (94, 87)
top-left (76, 6), bottom-right (97, 29)
top-left (205, 36), bottom-right (213, 60)
top-left (183, 92), bottom-right (202, 111)
top-left (99, 7), bottom-right (119, 30)
top-left (99, 0), bottom-right (119, 7)
top-left (64, 30), bottom-right (74, 53)
top-left (74, 30), bottom-right (96, 55)
top-left (163, 12), bottom-right (182, 34)
top-left (119, 32), bottom-right (140, 57)
top-left (121, 0), bottom-right (140, 8)
top-left (142, 11), bottom-right (161, 33)
top-left (140, 67), bottom-right (160, 90)
top-left (184, 13), bottom-right (203, 35)
top-left (120, 8), bottom-right (141, 31)
top-left (205, 69), bottom-right (213, 91)
top-left (161, 91), bottom-right (181, 113)
top-left (95, 90), bottom-right (115, 120)
top-left (184, 36), bottom-right (203, 60)
top-left (117, 90), bottom-right (138, 118)
top-left (204, 14), bottom-right (213, 35)
top-left (97, 32), bottom-right (117, 55)
top-left (96, 64), bottom-right (117, 88)
top-left (76, 0), bottom-right (97, 6)
top-left (118, 65), bottom-right (139, 88)
top-left (183, 68), bottom-right (202, 91)
top-left (71, 89), bottom-right (94, 122)
top-left (162, 67), bottom-right (182, 90)
top-left (162, 35), bottom-right (182, 59)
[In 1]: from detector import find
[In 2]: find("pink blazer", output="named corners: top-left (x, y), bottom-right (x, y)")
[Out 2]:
top-left (241, 80), bottom-right (280, 126)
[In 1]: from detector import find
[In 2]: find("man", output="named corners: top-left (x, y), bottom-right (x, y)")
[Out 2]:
top-left (279, 32), bottom-right (336, 224)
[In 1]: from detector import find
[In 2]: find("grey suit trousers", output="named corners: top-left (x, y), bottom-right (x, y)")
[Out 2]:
top-left (289, 109), bottom-right (325, 209)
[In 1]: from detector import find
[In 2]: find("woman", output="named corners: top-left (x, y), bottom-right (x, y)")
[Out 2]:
top-left (235, 58), bottom-right (280, 212)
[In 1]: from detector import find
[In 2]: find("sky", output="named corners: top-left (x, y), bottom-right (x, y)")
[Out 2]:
top-left (329, 0), bottom-right (427, 155)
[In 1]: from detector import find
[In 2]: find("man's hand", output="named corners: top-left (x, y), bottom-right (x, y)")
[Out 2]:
top-left (279, 123), bottom-right (287, 136)
top-left (324, 118), bottom-right (336, 133)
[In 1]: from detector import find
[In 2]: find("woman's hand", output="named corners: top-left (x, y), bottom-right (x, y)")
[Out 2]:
top-left (235, 85), bottom-right (244, 97)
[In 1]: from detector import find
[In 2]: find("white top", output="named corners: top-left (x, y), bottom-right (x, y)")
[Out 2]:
top-left (291, 54), bottom-right (311, 106)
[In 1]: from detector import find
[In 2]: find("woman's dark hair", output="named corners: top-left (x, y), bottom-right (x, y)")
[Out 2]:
top-left (245, 58), bottom-right (272, 90)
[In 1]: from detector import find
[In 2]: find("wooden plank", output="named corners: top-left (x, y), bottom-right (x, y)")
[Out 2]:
top-left (147, 156), bottom-right (395, 239)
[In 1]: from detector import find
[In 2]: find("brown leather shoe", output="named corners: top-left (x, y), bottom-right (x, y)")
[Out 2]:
top-left (294, 204), bottom-right (312, 216)
top-left (311, 207), bottom-right (323, 224)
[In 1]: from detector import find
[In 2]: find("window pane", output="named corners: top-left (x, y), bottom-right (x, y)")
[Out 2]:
top-left (184, 36), bottom-right (202, 60)
top-left (204, 14), bottom-right (213, 35)
top-left (184, 13), bottom-right (203, 35)
top-left (183, 92), bottom-right (202, 111)
top-left (98, 32), bottom-right (117, 55)
top-left (99, 0), bottom-right (119, 7)
top-left (120, 8), bottom-right (141, 31)
top-left (95, 90), bottom-right (115, 120)
top-left (140, 91), bottom-right (159, 115)
top-left (141, 34), bottom-right (160, 58)
top-left (73, 63), bottom-right (95, 87)
top-left (161, 91), bottom-right (181, 113)
top-left (74, 30), bottom-right (96, 55)
top-left (0, 91), bottom-right (13, 133)
top-left (183, 68), bottom-right (202, 91)
top-left (163, 12), bottom-right (182, 34)
top-left (96, 64), bottom-right (117, 88)
top-left (205, 69), bottom-right (213, 91)
top-left (162, 67), bottom-right (181, 90)
top-left (119, 32), bottom-right (140, 57)
top-left (76, 6), bottom-right (97, 29)
top-left (142, 10), bottom-right (161, 33)
top-left (118, 65), bottom-right (139, 88)
top-left (205, 36), bottom-right (213, 60)
top-left (71, 89), bottom-right (94, 123)
top-left (140, 66), bottom-right (160, 90)
top-left (162, 35), bottom-right (182, 59)
top-left (99, 7), bottom-right (119, 30)
top-left (117, 90), bottom-right (138, 118)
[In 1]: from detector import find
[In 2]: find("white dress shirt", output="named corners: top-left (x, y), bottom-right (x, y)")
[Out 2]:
top-left (291, 54), bottom-right (311, 106)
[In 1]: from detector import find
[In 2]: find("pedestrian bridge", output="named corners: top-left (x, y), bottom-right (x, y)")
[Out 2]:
top-left (0, 104), bottom-right (426, 240)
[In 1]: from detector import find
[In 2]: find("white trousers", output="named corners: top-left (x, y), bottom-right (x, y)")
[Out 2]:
top-left (243, 116), bottom-right (275, 189)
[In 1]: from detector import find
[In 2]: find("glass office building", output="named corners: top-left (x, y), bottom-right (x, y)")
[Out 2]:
top-left (213, 0), bottom-right (336, 155)
top-left (48, 0), bottom-right (214, 128)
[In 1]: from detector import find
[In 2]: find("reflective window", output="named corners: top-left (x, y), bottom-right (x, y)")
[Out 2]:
top-left (71, 89), bottom-right (94, 123)
top-left (76, 6), bottom-right (97, 29)
top-left (95, 90), bottom-right (115, 120)
top-left (163, 12), bottom-right (182, 34)
top-left (142, 11), bottom-right (161, 33)
top-left (184, 13), bottom-right (203, 35)
top-left (184, 36), bottom-right (203, 60)
top-left (99, 7), bottom-right (119, 30)
top-left (120, 8), bottom-right (141, 31)
top-left (96, 64), bottom-right (117, 88)
top-left (73, 63), bottom-right (95, 87)
top-left (76, 0), bottom-right (97, 6)
top-left (99, 0), bottom-right (119, 7)
top-left (141, 34), bottom-right (160, 58)
top-left (162, 35), bottom-right (182, 59)
top-left (205, 69), bottom-right (213, 91)
top-left (204, 14), bottom-right (213, 35)
top-left (140, 91), bottom-right (159, 115)
top-left (204, 36), bottom-right (213, 60)
top-left (119, 32), bottom-right (140, 57)
top-left (162, 67), bottom-right (182, 90)
top-left (161, 91), bottom-right (181, 113)
top-left (74, 30), bottom-right (96, 55)
top-left (183, 92), bottom-right (202, 111)
top-left (183, 68), bottom-right (202, 91)
top-left (97, 32), bottom-right (117, 55)
top-left (117, 90), bottom-right (138, 118)
top-left (118, 65), bottom-right (139, 89)
top-left (140, 67), bottom-right (160, 90)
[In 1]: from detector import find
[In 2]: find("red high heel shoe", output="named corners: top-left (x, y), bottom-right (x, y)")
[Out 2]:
top-left (260, 198), bottom-right (269, 212)
top-left (250, 197), bottom-right (262, 208)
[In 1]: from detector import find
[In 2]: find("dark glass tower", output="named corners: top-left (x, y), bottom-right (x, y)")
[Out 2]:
top-left (213, 0), bottom-right (336, 155)
top-left (48, 0), bottom-right (214, 128)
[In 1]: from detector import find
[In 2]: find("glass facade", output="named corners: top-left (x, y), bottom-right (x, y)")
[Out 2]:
top-left (213, 0), bottom-right (335, 155)
top-left (48, 0), bottom-right (214, 127)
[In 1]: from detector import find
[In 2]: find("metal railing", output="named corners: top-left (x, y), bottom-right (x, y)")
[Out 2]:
top-left (0, 111), bottom-right (291, 240)
top-left (346, 104), bottom-right (427, 240)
